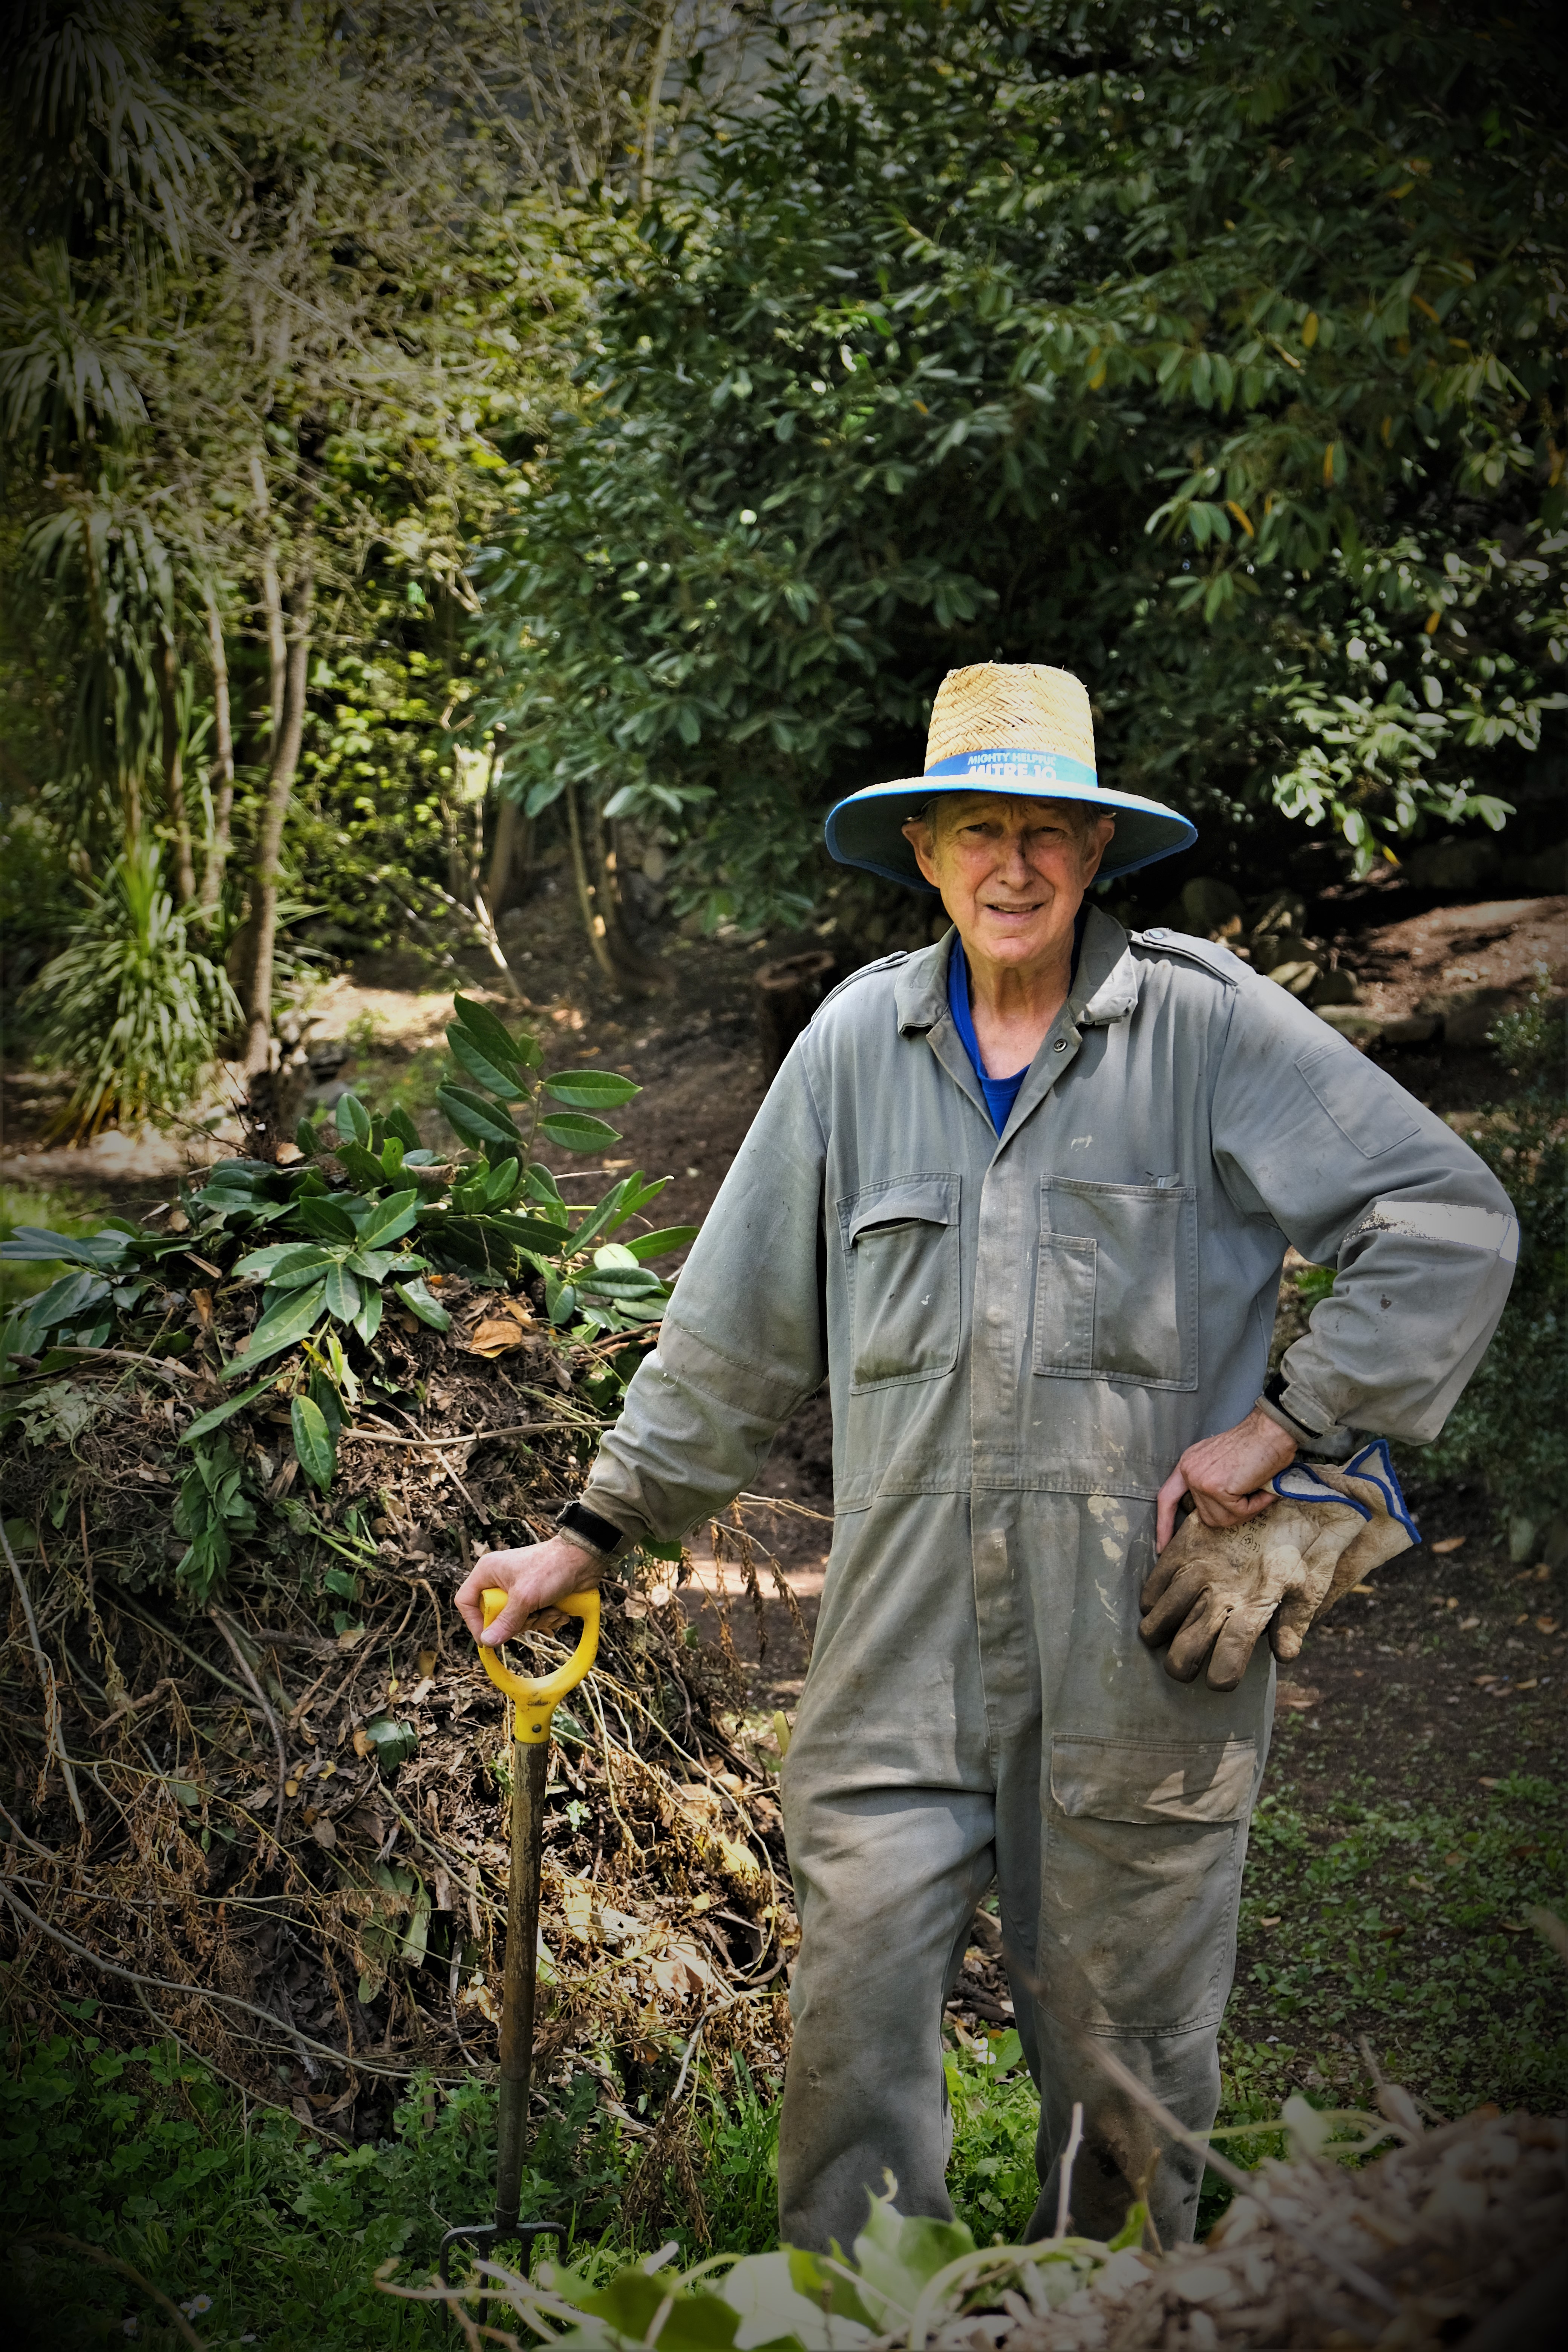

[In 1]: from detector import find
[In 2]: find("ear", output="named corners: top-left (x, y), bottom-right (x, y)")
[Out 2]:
top-left (901, 817), bottom-right (941, 889)
top-left (1080, 816), bottom-right (1115, 887)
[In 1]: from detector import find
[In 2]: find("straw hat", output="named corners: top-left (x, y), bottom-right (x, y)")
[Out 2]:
top-left (824, 662), bottom-right (1196, 890)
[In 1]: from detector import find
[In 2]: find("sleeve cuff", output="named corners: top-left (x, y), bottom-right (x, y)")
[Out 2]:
top-left (554, 1499), bottom-right (633, 1566)
top-left (1259, 1374), bottom-right (1357, 1461)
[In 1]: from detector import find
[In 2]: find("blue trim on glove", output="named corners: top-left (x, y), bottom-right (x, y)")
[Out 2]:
top-left (1269, 1440), bottom-right (1421, 1548)
top-left (1342, 1438), bottom-right (1422, 1547)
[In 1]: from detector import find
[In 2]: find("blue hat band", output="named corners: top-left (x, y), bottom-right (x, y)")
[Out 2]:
top-left (925, 749), bottom-right (1099, 790)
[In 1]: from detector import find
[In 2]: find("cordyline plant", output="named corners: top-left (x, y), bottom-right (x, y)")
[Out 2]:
top-left (1, 995), bottom-right (694, 1546)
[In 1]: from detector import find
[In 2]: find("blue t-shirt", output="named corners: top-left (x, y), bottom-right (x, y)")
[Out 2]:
top-left (946, 918), bottom-right (1087, 1135)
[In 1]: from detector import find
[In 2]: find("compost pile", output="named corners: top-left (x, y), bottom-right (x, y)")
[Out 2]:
top-left (0, 996), bottom-right (798, 2150)
top-left (988, 2100), bottom-right (1564, 2350)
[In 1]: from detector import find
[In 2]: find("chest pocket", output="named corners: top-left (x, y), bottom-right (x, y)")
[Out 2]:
top-left (839, 1174), bottom-right (961, 1393)
top-left (1033, 1176), bottom-right (1198, 1389)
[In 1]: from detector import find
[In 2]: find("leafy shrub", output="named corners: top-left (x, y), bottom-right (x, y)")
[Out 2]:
top-left (1422, 1014), bottom-right (1567, 1519)
top-left (26, 839), bottom-right (239, 1135)
top-left (1, 994), bottom-right (697, 1537)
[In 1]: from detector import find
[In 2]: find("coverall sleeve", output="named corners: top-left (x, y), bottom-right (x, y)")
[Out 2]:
top-left (1210, 978), bottom-right (1517, 1446)
top-left (579, 1046), bottom-right (829, 1545)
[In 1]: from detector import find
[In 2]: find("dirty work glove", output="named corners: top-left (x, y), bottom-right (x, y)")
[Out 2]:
top-left (1139, 1441), bottom-right (1419, 1690)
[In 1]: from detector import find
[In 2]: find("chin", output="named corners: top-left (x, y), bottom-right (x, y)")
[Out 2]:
top-left (975, 921), bottom-right (1050, 958)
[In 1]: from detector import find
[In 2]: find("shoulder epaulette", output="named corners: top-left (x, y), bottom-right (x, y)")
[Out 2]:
top-left (814, 950), bottom-right (911, 1014)
top-left (1129, 928), bottom-right (1247, 988)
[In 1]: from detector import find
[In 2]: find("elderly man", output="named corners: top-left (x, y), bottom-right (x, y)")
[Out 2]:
top-left (458, 664), bottom-right (1514, 2251)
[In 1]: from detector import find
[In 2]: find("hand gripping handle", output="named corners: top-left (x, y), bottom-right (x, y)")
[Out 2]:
top-left (478, 1588), bottom-right (600, 1744)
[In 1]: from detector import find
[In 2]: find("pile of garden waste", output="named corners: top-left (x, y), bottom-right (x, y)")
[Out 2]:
top-left (0, 997), bottom-right (798, 2179)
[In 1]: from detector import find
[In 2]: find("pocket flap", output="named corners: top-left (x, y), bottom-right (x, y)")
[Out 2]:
top-left (842, 1174), bottom-right (960, 1249)
top-left (1050, 1735), bottom-right (1256, 1825)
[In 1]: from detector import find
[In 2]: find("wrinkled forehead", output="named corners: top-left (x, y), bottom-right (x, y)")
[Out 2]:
top-left (922, 791), bottom-right (1089, 832)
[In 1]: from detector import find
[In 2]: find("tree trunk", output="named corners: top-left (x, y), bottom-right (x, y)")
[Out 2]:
top-left (564, 779), bottom-right (622, 987)
top-left (200, 589), bottom-right (235, 915)
top-left (250, 452), bottom-right (287, 744)
top-left (639, 5), bottom-right (676, 207)
top-left (754, 948), bottom-right (839, 1080)
top-left (159, 638), bottom-right (195, 905)
top-left (486, 794), bottom-right (533, 917)
top-left (234, 560), bottom-right (313, 1074)
top-left (591, 800), bottom-right (666, 984)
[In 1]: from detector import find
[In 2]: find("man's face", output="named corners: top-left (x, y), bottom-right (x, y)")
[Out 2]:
top-left (902, 794), bottom-right (1115, 971)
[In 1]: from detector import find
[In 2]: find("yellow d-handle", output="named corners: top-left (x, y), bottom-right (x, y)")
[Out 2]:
top-left (478, 1587), bottom-right (600, 1744)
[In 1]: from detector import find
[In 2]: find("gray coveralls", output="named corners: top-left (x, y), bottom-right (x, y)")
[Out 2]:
top-left (582, 912), bottom-right (1515, 2250)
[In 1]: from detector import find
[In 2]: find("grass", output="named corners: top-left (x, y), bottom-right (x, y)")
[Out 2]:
top-left (5, 1788), bottom-right (1562, 2344)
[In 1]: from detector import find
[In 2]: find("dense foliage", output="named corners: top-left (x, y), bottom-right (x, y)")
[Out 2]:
top-left (4, 1), bottom-right (1564, 1093)
top-left (1423, 994), bottom-right (1568, 1520)
top-left (1, 996), bottom-right (693, 1579)
top-left (0, 0), bottom-right (612, 1086)
top-left (476, 0), bottom-right (1568, 933)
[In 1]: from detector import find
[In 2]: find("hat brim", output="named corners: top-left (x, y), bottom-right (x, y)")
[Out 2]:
top-left (823, 775), bottom-right (1197, 891)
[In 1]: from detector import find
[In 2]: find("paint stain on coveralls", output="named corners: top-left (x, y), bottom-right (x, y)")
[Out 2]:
top-left (1088, 1491), bottom-right (1131, 1569)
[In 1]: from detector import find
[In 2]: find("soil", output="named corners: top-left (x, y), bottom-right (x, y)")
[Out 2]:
top-left (4, 866), bottom-right (1565, 2052)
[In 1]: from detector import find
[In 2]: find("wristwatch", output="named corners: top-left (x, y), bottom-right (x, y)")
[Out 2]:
top-left (1257, 1372), bottom-right (1355, 1461)
top-left (554, 1498), bottom-right (631, 1564)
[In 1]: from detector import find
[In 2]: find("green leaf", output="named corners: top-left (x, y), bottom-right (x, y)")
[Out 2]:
top-left (544, 1068), bottom-right (640, 1109)
top-left (11, 1270), bottom-right (110, 1349)
top-left (232, 1243), bottom-right (299, 1281)
top-left (337, 1093), bottom-right (372, 1147)
top-left (436, 1084), bottom-right (524, 1150)
top-left (485, 1156), bottom-right (522, 1206)
top-left (394, 1277), bottom-right (452, 1331)
top-left (336, 1140), bottom-right (388, 1190)
top-left (379, 1134), bottom-right (405, 1177)
top-left (323, 1263), bottom-right (362, 1322)
top-left (353, 1189), bottom-right (419, 1249)
top-left (574, 1266), bottom-right (666, 1300)
top-left (296, 1194), bottom-right (359, 1243)
top-left (525, 1162), bottom-right (567, 1213)
top-left (262, 1244), bottom-right (342, 1290)
top-left (611, 1174), bottom-right (669, 1222)
top-left (307, 1369), bottom-right (343, 1436)
top-left (291, 1394), bottom-right (336, 1491)
top-left (484, 1211), bottom-right (576, 1254)
top-left (1108, 2201), bottom-right (1149, 2252)
top-left (222, 1282), bottom-right (328, 1378)
top-left (179, 1373), bottom-right (280, 1444)
top-left (384, 1104), bottom-right (422, 1151)
top-left (449, 1026), bottom-right (525, 1099)
top-left (624, 1224), bottom-right (699, 1261)
top-left (0, 1226), bottom-right (126, 1269)
top-left (452, 993), bottom-right (530, 1070)
top-left (539, 1111), bottom-right (620, 1151)
top-left (564, 1175), bottom-right (642, 1258)
top-left (363, 1717), bottom-right (418, 1779)
top-left (351, 1283), bottom-right (383, 1344)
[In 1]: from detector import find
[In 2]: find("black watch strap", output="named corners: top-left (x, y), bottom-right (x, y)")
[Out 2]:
top-left (555, 1499), bottom-right (629, 1559)
top-left (1260, 1372), bottom-right (1354, 1460)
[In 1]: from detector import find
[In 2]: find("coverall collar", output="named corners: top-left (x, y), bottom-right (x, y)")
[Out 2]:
top-left (894, 906), bottom-right (1140, 1143)
top-left (893, 904), bottom-right (1138, 1036)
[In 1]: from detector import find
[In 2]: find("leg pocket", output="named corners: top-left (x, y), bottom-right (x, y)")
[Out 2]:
top-left (1033, 1178), bottom-right (1198, 1388)
top-left (1038, 1735), bottom-right (1255, 2035)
